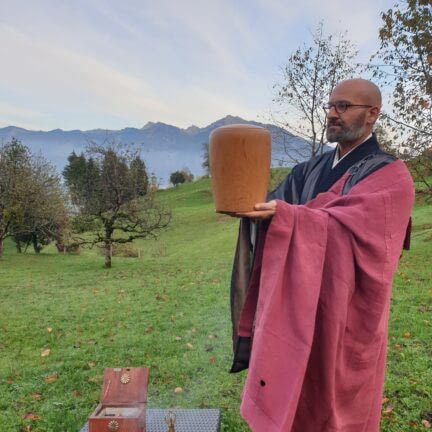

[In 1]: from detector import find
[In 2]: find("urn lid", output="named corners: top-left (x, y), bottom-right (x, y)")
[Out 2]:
top-left (100, 367), bottom-right (149, 404)
top-left (209, 123), bottom-right (270, 138)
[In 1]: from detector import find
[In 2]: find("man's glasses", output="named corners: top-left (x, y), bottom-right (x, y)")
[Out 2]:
top-left (323, 102), bottom-right (372, 114)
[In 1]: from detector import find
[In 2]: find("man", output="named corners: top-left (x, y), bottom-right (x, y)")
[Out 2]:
top-left (230, 79), bottom-right (414, 431)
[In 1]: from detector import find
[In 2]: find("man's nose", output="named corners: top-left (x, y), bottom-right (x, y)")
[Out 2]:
top-left (326, 105), bottom-right (339, 118)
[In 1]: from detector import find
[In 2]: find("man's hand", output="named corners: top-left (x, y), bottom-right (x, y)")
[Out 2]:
top-left (235, 200), bottom-right (277, 220)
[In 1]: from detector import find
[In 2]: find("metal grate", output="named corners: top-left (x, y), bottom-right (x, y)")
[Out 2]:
top-left (80, 408), bottom-right (220, 432)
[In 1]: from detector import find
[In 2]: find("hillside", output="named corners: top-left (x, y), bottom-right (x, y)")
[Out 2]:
top-left (0, 178), bottom-right (430, 431)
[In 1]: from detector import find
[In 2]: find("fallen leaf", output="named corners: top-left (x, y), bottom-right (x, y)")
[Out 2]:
top-left (72, 390), bottom-right (81, 397)
top-left (21, 426), bottom-right (32, 432)
top-left (381, 397), bottom-right (389, 405)
top-left (30, 393), bottom-right (43, 399)
top-left (208, 357), bottom-right (217, 363)
top-left (44, 374), bottom-right (59, 384)
top-left (422, 420), bottom-right (431, 428)
top-left (88, 376), bottom-right (99, 383)
top-left (145, 325), bottom-right (153, 334)
top-left (403, 331), bottom-right (411, 339)
top-left (394, 344), bottom-right (402, 350)
top-left (175, 336), bottom-right (182, 341)
top-left (47, 327), bottom-right (53, 333)
top-left (88, 361), bottom-right (97, 368)
top-left (41, 349), bottom-right (51, 357)
top-left (191, 327), bottom-right (196, 333)
top-left (382, 404), bottom-right (394, 416)
top-left (174, 387), bottom-right (182, 394)
top-left (208, 335), bottom-right (217, 340)
top-left (23, 413), bottom-right (41, 420)
top-left (186, 342), bottom-right (193, 349)
top-left (7, 377), bottom-right (14, 384)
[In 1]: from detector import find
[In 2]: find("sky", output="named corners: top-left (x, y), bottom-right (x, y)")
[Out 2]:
top-left (0, 0), bottom-right (395, 131)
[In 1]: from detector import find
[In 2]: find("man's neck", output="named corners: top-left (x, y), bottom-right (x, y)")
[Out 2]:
top-left (338, 132), bottom-right (373, 158)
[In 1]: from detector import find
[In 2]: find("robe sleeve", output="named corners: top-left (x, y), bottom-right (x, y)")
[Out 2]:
top-left (230, 164), bottom-right (307, 353)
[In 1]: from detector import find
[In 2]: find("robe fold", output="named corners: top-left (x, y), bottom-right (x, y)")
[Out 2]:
top-left (236, 159), bottom-right (414, 431)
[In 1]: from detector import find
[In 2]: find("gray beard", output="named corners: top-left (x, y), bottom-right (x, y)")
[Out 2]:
top-left (326, 121), bottom-right (366, 144)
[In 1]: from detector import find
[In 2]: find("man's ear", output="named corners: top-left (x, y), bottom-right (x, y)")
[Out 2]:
top-left (367, 106), bottom-right (380, 125)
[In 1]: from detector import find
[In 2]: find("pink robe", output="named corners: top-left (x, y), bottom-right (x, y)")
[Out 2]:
top-left (238, 160), bottom-right (414, 431)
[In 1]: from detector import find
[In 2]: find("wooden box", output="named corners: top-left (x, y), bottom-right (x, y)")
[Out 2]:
top-left (89, 367), bottom-right (149, 432)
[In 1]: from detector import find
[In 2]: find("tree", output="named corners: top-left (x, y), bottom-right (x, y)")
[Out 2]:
top-left (0, 138), bottom-right (68, 255)
top-left (169, 169), bottom-right (194, 187)
top-left (170, 171), bottom-right (186, 187)
top-left (181, 167), bottom-right (194, 183)
top-left (11, 156), bottom-right (68, 253)
top-left (63, 142), bottom-right (171, 268)
top-left (273, 23), bottom-right (358, 163)
top-left (371, 0), bottom-right (431, 196)
top-left (201, 142), bottom-right (210, 175)
top-left (0, 138), bottom-right (32, 256)
top-left (130, 156), bottom-right (149, 196)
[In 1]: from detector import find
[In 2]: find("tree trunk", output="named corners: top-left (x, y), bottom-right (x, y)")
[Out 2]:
top-left (0, 238), bottom-right (4, 257)
top-left (32, 233), bottom-right (41, 254)
top-left (16, 239), bottom-right (22, 253)
top-left (104, 224), bottom-right (114, 268)
top-left (104, 242), bottom-right (112, 268)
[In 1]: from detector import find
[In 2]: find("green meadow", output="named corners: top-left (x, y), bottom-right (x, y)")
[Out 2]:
top-left (0, 177), bottom-right (431, 431)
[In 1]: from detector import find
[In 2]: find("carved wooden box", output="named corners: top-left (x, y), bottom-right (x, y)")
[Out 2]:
top-left (89, 367), bottom-right (149, 432)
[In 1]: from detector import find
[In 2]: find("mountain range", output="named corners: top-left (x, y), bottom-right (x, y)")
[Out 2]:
top-left (0, 115), bottom-right (317, 186)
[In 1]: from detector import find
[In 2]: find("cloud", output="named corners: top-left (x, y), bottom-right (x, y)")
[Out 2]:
top-left (0, 16), bottom-right (265, 129)
top-left (0, 0), bottom-right (395, 130)
top-left (0, 24), bottom-right (178, 127)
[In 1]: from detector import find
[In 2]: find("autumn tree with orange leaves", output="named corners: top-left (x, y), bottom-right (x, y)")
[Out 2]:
top-left (371, 0), bottom-right (432, 197)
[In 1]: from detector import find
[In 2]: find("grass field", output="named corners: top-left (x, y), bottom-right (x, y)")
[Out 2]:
top-left (0, 177), bottom-right (431, 431)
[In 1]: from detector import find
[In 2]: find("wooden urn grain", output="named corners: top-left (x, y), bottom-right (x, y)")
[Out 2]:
top-left (209, 124), bottom-right (271, 213)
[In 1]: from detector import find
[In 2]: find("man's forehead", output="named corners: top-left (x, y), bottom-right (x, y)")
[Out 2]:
top-left (328, 80), bottom-right (381, 107)
top-left (330, 83), bottom-right (363, 100)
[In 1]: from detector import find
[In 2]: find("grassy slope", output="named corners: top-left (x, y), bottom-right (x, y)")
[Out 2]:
top-left (0, 177), bottom-right (431, 431)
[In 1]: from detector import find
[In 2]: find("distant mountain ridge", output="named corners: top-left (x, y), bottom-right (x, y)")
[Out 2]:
top-left (0, 116), bottom-right (318, 186)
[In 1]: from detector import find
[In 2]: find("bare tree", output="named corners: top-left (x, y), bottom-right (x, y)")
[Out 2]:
top-left (273, 23), bottom-right (358, 164)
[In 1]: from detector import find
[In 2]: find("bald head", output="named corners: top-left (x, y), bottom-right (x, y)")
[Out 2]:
top-left (332, 79), bottom-right (382, 109)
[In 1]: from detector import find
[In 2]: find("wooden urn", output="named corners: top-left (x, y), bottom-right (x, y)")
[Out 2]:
top-left (209, 124), bottom-right (271, 213)
top-left (89, 367), bottom-right (149, 432)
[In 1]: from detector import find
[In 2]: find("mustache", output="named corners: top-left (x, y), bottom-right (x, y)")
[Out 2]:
top-left (327, 120), bottom-right (343, 127)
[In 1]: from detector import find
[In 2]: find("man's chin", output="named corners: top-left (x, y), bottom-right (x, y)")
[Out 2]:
top-left (326, 126), bottom-right (341, 142)
top-left (326, 133), bottom-right (339, 143)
